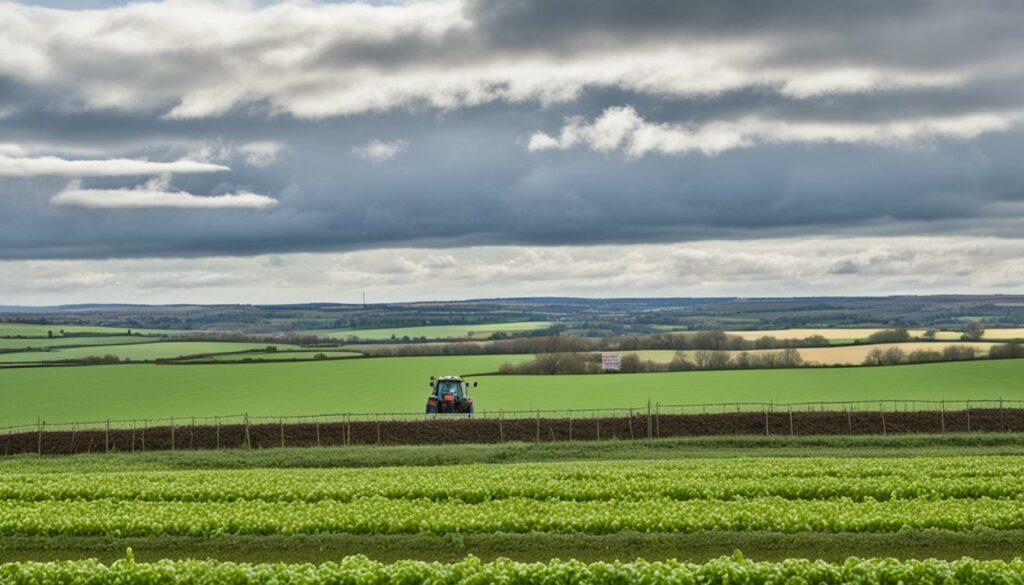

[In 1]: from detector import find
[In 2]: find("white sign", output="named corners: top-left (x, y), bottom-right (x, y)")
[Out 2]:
top-left (601, 352), bottom-right (621, 371)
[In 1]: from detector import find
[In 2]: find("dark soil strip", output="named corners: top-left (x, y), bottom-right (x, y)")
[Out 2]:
top-left (4, 531), bottom-right (1024, 564)
top-left (3, 408), bottom-right (1022, 457)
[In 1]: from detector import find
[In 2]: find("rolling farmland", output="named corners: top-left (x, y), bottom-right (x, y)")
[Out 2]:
top-left (724, 327), bottom-right (1024, 342)
top-left (0, 336), bottom-right (157, 350)
top-left (1, 357), bottom-right (1023, 427)
top-left (628, 342), bottom-right (998, 365)
top-left (308, 321), bottom-right (554, 340)
top-left (0, 354), bottom-right (532, 426)
top-left (0, 342), bottom-right (303, 364)
top-left (3, 310), bottom-right (1024, 580)
top-left (0, 323), bottom-right (179, 337)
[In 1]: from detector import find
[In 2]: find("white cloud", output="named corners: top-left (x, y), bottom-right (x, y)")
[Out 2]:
top-left (352, 139), bottom-right (407, 163)
top-left (0, 2), bottom-right (1004, 119)
top-left (1, 236), bottom-right (1022, 304)
top-left (529, 106), bottom-right (1024, 157)
top-left (0, 154), bottom-right (229, 177)
top-left (51, 179), bottom-right (277, 210)
top-left (238, 141), bottom-right (285, 168)
top-left (0, 144), bottom-right (26, 156)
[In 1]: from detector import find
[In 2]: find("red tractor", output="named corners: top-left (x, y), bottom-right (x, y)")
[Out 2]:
top-left (425, 375), bottom-right (476, 414)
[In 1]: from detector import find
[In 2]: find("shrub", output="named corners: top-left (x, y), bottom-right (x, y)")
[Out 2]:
top-left (942, 345), bottom-right (975, 361)
top-left (989, 342), bottom-right (1024, 359)
top-left (80, 354), bottom-right (120, 365)
top-left (906, 349), bottom-right (942, 363)
top-left (865, 328), bottom-right (911, 344)
top-left (961, 321), bottom-right (986, 341)
top-left (863, 347), bottom-right (905, 366)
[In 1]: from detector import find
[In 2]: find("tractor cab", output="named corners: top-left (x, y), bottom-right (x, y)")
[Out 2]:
top-left (426, 375), bottom-right (476, 414)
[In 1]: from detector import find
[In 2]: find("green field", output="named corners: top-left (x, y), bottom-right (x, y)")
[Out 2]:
top-left (0, 323), bottom-right (178, 337)
top-left (0, 342), bottom-right (301, 364)
top-left (310, 321), bottom-right (554, 340)
top-left (0, 336), bottom-right (159, 350)
top-left (0, 354), bottom-right (532, 426)
top-left (0, 357), bottom-right (1022, 427)
top-left (189, 350), bottom-right (362, 362)
top-left (3, 449), bottom-right (1024, 564)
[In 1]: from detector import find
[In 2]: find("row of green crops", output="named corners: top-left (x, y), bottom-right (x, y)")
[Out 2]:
top-left (4, 495), bottom-right (1024, 536)
top-left (5, 554), bottom-right (1024, 584)
top-left (3, 456), bottom-right (1023, 504)
top-left (3, 456), bottom-right (1024, 540)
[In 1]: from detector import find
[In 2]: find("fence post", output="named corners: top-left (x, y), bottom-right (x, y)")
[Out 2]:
top-left (215, 417), bottom-right (220, 450)
top-left (764, 407), bottom-right (769, 436)
top-left (628, 409), bottom-right (634, 440)
top-left (37, 419), bottom-right (43, 456)
top-left (879, 401), bottom-right (886, 436)
top-left (647, 400), bottom-right (652, 439)
top-left (376, 419), bottom-right (381, 445)
top-left (70, 425), bottom-right (77, 455)
top-left (171, 417), bottom-right (175, 452)
top-left (105, 419), bottom-right (109, 454)
top-left (596, 414), bottom-right (600, 441)
top-left (280, 417), bottom-right (285, 448)
top-left (535, 410), bottom-right (541, 443)
top-left (788, 405), bottom-right (794, 436)
top-left (568, 409), bottom-right (573, 441)
top-left (142, 420), bottom-right (146, 452)
top-left (655, 403), bottom-right (660, 438)
top-left (1000, 397), bottom-right (1004, 432)
top-left (940, 400), bottom-right (945, 433)
top-left (499, 410), bottom-right (504, 443)
top-left (244, 413), bottom-right (251, 449)
top-left (316, 419), bottom-right (321, 448)
top-left (967, 401), bottom-right (971, 432)
top-left (131, 420), bottom-right (136, 453)
top-left (847, 405), bottom-right (852, 434)
top-left (190, 417), bottom-right (195, 449)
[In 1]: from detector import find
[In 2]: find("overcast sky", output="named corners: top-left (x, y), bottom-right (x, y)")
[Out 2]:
top-left (1, 0), bottom-right (1023, 304)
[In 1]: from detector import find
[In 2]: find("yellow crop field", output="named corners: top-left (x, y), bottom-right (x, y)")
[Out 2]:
top-left (724, 328), bottom-right (1024, 342)
top-left (626, 342), bottom-right (998, 366)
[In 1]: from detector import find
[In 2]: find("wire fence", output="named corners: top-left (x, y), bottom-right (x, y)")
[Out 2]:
top-left (1, 398), bottom-right (1021, 456)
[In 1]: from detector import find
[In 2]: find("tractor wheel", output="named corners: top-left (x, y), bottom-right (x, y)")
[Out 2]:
top-left (426, 398), bottom-right (439, 414)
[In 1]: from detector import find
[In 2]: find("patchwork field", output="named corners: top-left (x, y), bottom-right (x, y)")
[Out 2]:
top-left (188, 350), bottom-right (362, 362)
top-left (629, 342), bottom-right (998, 365)
top-left (724, 327), bottom-right (1024, 341)
top-left (0, 336), bottom-right (157, 350)
top-left (1, 357), bottom-right (1022, 427)
top-left (0, 323), bottom-right (179, 337)
top-left (309, 321), bottom-right (554, 340)
top-left (0, 342), bottom-right (302, 364)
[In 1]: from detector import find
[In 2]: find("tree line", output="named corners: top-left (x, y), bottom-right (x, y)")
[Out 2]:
top-left (499, 342), bottom-right (1024, 375)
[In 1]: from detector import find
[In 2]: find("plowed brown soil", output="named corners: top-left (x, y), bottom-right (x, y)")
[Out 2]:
top-left (3, 408), bottom-right (1021, 456)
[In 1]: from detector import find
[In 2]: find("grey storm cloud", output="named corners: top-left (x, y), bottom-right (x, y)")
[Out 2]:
top-left (0, 0), bottom-right (1023, 263)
